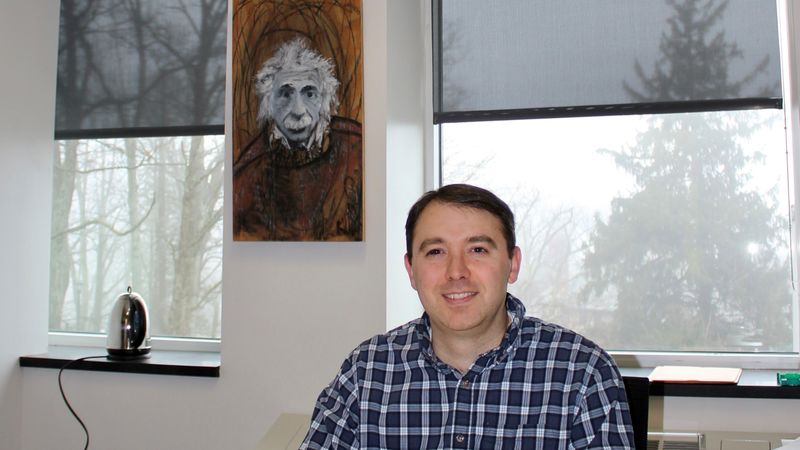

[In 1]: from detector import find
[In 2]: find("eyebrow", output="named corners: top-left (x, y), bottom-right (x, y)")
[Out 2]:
top-left (468, 235), bottom-right (498, 249)
top-left (416, 235), bottom-right (499, 253)
top-left (417, 237), bottom-right (444, 253)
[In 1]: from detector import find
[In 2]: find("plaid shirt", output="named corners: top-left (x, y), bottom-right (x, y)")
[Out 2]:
top-left (301, 294), bottom-right (634, 449)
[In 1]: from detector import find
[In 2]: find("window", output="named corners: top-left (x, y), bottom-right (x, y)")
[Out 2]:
top-left (50, 0), bottom-right (226, 342)
top-left (435, 1), bottom-right (798, 356)
top-left (442, 111), bottom-right (790, 353)
top-left (51, 136), bottom-right (224, 339)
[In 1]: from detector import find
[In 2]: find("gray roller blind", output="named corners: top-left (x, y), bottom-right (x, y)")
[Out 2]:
top-left (55, 0), bottom-right (227, 139)
top-left (433, 0), bottom-right (782, 123)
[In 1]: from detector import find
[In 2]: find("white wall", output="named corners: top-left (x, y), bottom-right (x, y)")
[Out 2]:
top-left (0, 1), bottom-right (58, 449)
top-left (2, 1), bottom-right (800, 449)
top-left (386, 0), bottom-right (428, 330)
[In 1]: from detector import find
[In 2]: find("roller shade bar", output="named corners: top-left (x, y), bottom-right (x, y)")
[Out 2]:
top-left (434, 97), bottom-right (782, 125)
top-left (55, 124), bottom-right (225, 141)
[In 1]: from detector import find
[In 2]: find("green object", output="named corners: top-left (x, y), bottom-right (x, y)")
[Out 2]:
top-left (777, 372), bottom-right (800, 386)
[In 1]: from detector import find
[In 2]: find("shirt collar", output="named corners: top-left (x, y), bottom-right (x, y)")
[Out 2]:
top-left (415, 293), bottom-right (526, 372)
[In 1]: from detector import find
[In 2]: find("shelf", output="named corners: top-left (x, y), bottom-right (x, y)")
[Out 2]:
top-left (19, 345), bottom-right (220, 378)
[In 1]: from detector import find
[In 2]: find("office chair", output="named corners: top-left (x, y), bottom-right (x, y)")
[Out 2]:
top-left (622, 376), bottom-right (650, 450)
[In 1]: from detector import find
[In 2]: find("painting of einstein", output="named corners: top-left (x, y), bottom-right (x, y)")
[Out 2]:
top-left (232, 0), bottom-right (363, 241)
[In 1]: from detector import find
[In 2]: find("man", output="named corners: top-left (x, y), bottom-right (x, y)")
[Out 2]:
top-left (301, 184), bottom-right (634, 449)
top-left (233, 38), bottom-right (362, 241)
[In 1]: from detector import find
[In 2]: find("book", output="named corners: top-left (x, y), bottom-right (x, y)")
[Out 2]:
top-left (648, 365), bottom-right (742, 384)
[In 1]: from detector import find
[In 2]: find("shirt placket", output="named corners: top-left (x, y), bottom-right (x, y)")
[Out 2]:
top-left (451, 374), bottom-right (474, 448)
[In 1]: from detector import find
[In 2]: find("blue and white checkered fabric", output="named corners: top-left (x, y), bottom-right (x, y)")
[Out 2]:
top-left (301, 294), bottom-right (634, 449)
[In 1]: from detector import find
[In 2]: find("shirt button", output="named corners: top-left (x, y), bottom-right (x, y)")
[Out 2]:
top-left (455, 434), bottom-right (466, 443)
top-left (461, 379), bottom-right (470, 388)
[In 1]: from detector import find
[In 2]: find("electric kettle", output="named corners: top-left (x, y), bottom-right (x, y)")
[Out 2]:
top-left (106, 287), bottom-right (151, 360)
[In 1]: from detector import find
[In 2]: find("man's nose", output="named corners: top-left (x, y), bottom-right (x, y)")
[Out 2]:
top-left (289, 93), bottom-right (306, 116)
top-left (446, 253), bottom-right (469, 281)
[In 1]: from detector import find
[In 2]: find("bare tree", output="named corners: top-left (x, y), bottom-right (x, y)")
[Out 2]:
top-left (50, 0), bottom-right (104, 329)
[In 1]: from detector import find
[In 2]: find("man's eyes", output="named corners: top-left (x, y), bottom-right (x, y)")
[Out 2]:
top-left (423, 247), bottom-right (488, 257)
top-left (277, 86), bottom-right (294, 98)
top-left (301, 86), bottom-right (319, 99)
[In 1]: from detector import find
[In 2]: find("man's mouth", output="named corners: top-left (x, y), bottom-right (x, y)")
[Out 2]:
top-left (284, 115), bottom-right (312, 131)
top-left (443, 291), bottom-right (477, 303)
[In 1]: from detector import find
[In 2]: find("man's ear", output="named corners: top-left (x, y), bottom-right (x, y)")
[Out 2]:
top-left (508, 246), bottom-right (522, 284)
top-left (404, 253), bottom-right (418, 291)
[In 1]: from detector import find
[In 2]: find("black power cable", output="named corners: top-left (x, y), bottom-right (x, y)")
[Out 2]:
top-left (58, 356), bottom-right (107, 450)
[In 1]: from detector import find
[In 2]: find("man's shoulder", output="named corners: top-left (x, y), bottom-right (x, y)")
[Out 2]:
top-left (346, 319), bottom-right (424, 362)
top-left (519, 314), bottom-right (585, 343)
top-left (518, 315), bottom-right (617, 368)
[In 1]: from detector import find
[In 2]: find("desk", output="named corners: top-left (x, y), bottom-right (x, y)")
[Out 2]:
top-left (254, 414), bottom-right (310, 450)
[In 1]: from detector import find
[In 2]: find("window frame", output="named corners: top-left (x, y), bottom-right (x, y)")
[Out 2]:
top-left (48, 133), bottom-right (225, 352)
top-left (427, 0), bottom-right (800, 369)
top-left (49, 331), bottom-right (220, 353)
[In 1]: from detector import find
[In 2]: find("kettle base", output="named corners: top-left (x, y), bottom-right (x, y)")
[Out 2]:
top-left (107, 347), bottom-right (152, 361)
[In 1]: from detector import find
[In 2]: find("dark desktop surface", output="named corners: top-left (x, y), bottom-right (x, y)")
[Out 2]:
top-left (621, 367), bottom-right (800, 399)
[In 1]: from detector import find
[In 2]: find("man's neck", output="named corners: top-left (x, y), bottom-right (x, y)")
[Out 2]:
top-left (429, 313), bottom-right (510, 375)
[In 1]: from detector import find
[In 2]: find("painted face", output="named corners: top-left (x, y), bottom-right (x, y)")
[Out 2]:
top-left (269, 69), bottom-right (323, 147)
top-left (404, 201), bottom-right (521, 341)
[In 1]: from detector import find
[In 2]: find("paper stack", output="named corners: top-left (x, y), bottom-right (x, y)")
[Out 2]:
top-left (648, 366), bottom-right (742, 384)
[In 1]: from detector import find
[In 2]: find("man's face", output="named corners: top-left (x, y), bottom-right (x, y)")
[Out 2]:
top-left (269, 69), bottom-right (323, 147)
top-left (404, 201), bottom-right (521, 340)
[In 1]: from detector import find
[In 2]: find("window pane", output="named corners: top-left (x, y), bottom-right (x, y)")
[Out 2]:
top-left (50, 136), bottom-right (224, 339)
top-left (441, 110), bottom-right (795, 352)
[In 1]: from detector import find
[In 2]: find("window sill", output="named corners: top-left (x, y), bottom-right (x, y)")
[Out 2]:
top-left (621, 368), bottom-right (800, 399)
top-left (19, 345), bottom-right (220, 378)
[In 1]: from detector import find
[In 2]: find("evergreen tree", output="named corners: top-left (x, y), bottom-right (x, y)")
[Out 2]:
top-left (582, 0), bottom-right (791, 351)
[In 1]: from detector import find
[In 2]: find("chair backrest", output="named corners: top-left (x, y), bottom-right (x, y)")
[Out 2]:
top-left (622, 376), bottom-right (650, 450)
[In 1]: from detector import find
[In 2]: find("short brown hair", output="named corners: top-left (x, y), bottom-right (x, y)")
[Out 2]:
top-left (405, 184), bottom-right (516, 261)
